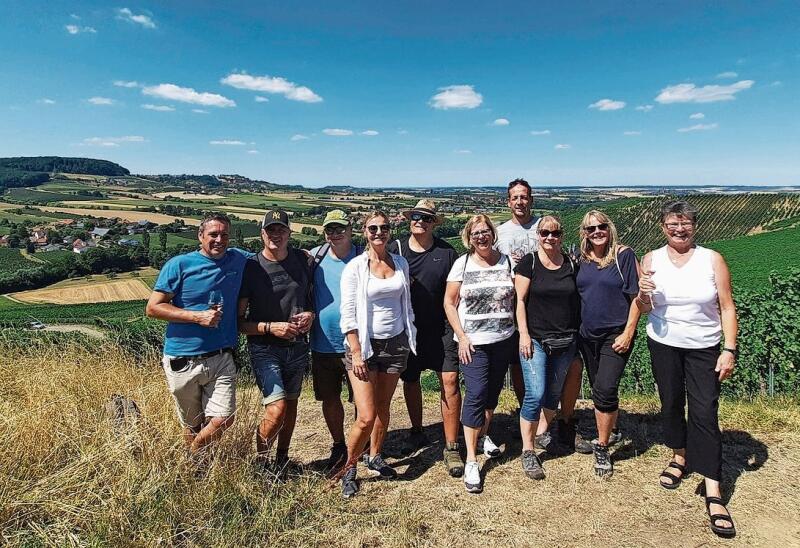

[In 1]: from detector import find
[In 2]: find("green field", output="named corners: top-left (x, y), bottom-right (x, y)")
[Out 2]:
top-left (707, 227), bottom-right (800, 289)
top-left (4, 188), bottom-right (107, 204)
top-left (0, 297), bottom-right (146, 326)
top-left (0, 248), bottom-right (38, 271)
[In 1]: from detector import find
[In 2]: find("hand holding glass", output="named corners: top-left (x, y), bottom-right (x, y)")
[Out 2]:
top-left (207, 289), bottom-right (223, 328)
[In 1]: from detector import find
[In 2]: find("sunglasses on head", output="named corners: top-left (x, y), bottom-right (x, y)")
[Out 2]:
top-left (539, 229), bottom-right (562, 238)
top-left (366, 224), bottom-right (390, 234)
top-left (410, 212), bottom-right (435, 223)
top-left (324, 225), bottom-right (347, 235)
top-left (583, 223), bottom-right (609, 233)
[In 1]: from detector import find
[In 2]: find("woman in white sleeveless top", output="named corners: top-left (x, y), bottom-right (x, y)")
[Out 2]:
top-left (637, 201), bottom-right (738, 538)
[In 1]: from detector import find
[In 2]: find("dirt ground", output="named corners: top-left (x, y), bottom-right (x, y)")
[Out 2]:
top-left (11, 278), bottom-right (151, 304)
top-left (280, 387), bottom-right (800, 547)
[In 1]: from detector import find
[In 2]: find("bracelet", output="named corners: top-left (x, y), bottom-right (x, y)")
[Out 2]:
top-left (265, 322), bottom-right (271, 335)
top-left (636, 295), bottom-right (652, 306)
top-left (722, 347), bottom-right (739, 359)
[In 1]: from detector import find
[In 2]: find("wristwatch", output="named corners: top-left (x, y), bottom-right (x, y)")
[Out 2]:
top-left (722, 347), bottom-right (739, 359)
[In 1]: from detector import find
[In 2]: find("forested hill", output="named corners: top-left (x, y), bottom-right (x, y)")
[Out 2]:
top-left (0, 157), bottom-right (129, 176)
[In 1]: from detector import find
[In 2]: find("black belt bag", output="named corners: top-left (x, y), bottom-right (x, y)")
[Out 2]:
top-left (541, 335), bottom-right (574, 357)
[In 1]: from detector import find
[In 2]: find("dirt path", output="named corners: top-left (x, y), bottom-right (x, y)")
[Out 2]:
top-left (41, 324), bottom-right (105, 338)
top-left (280, 389), bottom-right (800, 547)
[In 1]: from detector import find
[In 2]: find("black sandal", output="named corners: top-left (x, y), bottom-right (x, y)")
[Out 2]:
top-left (704, 496), bottom-right (736, 538)
top-left (659, 461), bottom-right (688, 489)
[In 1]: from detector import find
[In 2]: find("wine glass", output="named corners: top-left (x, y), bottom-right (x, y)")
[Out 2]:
top-left (208, 289), bottom-right (223, 328)
top-left (288, 304), bottom-right (304, 342)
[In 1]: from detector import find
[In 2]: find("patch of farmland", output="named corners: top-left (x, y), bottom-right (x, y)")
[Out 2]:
top-left (10, 278), bottom-right (152, 305)
top-left (36, 206), bottom-right (200, 225)
top-left (0, 249), bottom-right (36, 272)
top-left (153, 191), bottom-right (224, 200)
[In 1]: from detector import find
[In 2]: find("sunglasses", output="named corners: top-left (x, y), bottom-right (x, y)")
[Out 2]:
top-left (539, 229), bottom-right (563, 238)
top-left (324, 225), bottom-right (348, 235)
top-left (366, 224), bottom-right (390, 234)
top-left (470, 229), bottom-right (493, 240)
top-left (410, 213), bottom-right (435, 224)
top-left (583, 223), bottom-right (609, 233)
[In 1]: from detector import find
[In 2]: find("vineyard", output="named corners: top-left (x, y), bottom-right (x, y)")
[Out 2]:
top-left (0, 248), bottom-right (38, 272)
top-left (559, 193), bottom-right (800, 252)
top-left (0, 297), bottom-right (146, 327)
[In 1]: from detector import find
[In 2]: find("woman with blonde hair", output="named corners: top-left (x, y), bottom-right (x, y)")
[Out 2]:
top-left (444, 214), bottom-right (515, 493)
top-left (575, 210), bottom-right (643, 477)
top-left (514, 215), bottom-right (581, 480)
top-left (338, 210), bottom-right (417, 498)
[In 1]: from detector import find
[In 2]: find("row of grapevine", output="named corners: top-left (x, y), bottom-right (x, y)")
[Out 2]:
top-left (0, 299), bottom-right (146, 327)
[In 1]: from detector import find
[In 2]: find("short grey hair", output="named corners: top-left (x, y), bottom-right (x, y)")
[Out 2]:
top-left (660, 200), bottom-right (698, 224)
top-left (199, 213), bottom-right (231, 232)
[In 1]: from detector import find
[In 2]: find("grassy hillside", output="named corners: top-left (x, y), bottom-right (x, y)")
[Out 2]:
top-left (707, 226), bottom-right (800, 289)
top-left (0, 297), bottom-right (146, 326)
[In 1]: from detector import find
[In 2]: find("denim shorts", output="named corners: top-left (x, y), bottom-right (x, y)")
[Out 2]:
top-left (518, 338), bottom-right (577, 422)
top-left (249, 341), bottom-right (310, 405)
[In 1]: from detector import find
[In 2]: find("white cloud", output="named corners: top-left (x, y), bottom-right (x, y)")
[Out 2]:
top-left (143, 83), bottom-right (235, 108)
top-left (113, 80), bottom-right (139, 88)
top-left (88, 97), bottom-right (114, 105)
top-left (635, 105), bottom-right (654, 112)
top-left (716, 71), bottom-right (738, 79)
top-left (82, 135), bottom-right (145, 147)
top-left (656, 80), bottom-right (754, 103)
top-left (623, 131), bottom-right (641, 136)
top-left (491, 118), bottom-right (510, 126)
top-left (290, 134), bottom-right (309, 141)
top-left (37, 98), bottom-right (56, 105)
top-left (70, 14), bottom-right (80, 20)
top-left (429, 85), bottom-right (483, 110)
top-left (770, 80), bottom-right (782, 87)
top-left (454, 149), bottom-right (472, 154)
top-left (361, 130), bottom-right (379, 136)
top-left (254, 96), bottom-right (269, 103)
top-left (689, 112), bottom-right (705, 119)
top-left (66, 24), bottom-right (96, 34)
top-left (323, 128), bottom-right (353, 136)
top-left (142, 104), bottom-right (174, 112)
top-left (247, 150), bottom-right (260, 154)
top-left (677, 123), bottom-right (719, 133)
top-left (589, 98), bottom-right (626, 111)
top-left (554, 144), bottom-right (571, 149)
top-left (530, 129), bottom-right (551, 135)
top-left (221, 72), bottom-right (323, 103)
top-left (192, 109), bottom-right (208, 114)
top-left (117, 8), bottom-right (156, 29)
top-left (209, 140), bottom-right (246, 145)
top-left (397, 129), bottom-right (409, 135)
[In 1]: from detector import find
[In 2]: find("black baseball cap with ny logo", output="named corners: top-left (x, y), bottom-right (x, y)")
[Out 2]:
top-left (261, 209), bottom-right (290, 228)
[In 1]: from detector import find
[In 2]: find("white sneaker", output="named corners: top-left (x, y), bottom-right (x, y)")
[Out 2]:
top-left (463, 461), bottom-right (482, 493)
top-left (479, 435), bottom-right (501, 458)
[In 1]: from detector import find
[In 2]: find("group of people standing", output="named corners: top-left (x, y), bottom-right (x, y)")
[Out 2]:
top-left (146, 179), bottom-right (739, 538)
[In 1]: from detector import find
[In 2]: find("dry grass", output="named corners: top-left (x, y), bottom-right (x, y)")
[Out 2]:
top-left (38, 206), bottom-right (200, 226)
top-left (10, 278), bottom-right (152, 305)
top-left (1, 342), bottom-right (798, 547)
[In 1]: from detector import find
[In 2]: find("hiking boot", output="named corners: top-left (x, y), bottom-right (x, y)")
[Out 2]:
top-left (326, 442), bottom-right (347, 472)
top-left (366, 454), bottom-right (397, 479)
top-left (608, 428), bottom-right (623, 447)
top-left (558, 418), bottom-right (593, 454)
top-left (593, 443), bottom-right (613, 477)
top-left (463, 461), bottom-right (482, 493)
top-left (341, 466), bottom-right (359, 498)
top-left (399, 429), bottom-right (430, 455)
top-left (534, 432), bottom-right (553, 452)
top-left (521, 449), bottom-right (545, 480)
top-left (443, 442), bottom-right (465, 477)
top-left (478, 435), bottom-right (501, 458)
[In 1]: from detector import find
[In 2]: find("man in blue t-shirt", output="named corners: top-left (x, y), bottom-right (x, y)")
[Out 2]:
top-left (308, 209), bottom-right (360, 471)
top-left (146, 213), bottom-right (251, 454)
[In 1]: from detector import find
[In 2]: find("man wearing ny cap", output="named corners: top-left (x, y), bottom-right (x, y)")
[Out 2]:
top-left (237, 209), bottom-right (315, 470)
top-left (146, 213), bottom-right (251, 454)
top-left (387, 199), bottom-right (463, 477)
top-left (308, 210), bottom-right (362, 471)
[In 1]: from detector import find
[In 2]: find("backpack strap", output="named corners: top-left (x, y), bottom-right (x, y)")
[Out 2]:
top-left (614, 245), bottom-right (626, 281)
top-left (310, 243), bottom-right (331, 274)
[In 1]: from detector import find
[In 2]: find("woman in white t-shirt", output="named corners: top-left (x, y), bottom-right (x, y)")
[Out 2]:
top-left (338, 210), bottom-right (417, 498)
top-left (638, 200), bottom-right (738, 538)
top-left (444, 214), bottom-right (515, 494)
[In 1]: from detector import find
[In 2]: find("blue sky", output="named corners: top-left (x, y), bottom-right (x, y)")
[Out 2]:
top-left (1, 1), bottom-right (798, 187)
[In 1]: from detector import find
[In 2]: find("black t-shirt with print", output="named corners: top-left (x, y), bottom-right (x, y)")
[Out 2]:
top-left (239, 248), bottom-right (312, 346)
top-left (388, 236), bottom-right (458, 337)
top-left (514, 252), bottom-right (580, 340)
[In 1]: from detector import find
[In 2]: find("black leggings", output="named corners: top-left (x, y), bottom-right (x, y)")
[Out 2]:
top-left (648, 337), bottom-right (722, 481)
top-left (579, 330), bottom-right (632, 413)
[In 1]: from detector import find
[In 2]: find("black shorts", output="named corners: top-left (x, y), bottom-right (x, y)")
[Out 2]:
top-left (401, 326), bottom-right (459, 383)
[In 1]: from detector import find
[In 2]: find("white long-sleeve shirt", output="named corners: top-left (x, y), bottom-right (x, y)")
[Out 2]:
top-left (340, 252), bottom-right (417, 360)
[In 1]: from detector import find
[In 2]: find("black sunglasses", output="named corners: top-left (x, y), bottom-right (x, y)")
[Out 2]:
top-left (366, 224), bottom-right (390, 234)
top-left (324, 225), bottom-right (347, 235)
top-left (539, 229), bottom-right (563, 238)
top-left (584, 223), bottom-right (609, 233)
top-left (410, 213), bottom-right (435, 223)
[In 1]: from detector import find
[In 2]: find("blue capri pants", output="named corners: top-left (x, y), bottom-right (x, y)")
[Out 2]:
top-left (519, 338), bottom-right (578, 422)
top-left (460, 337), bottom-right (514, 428)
